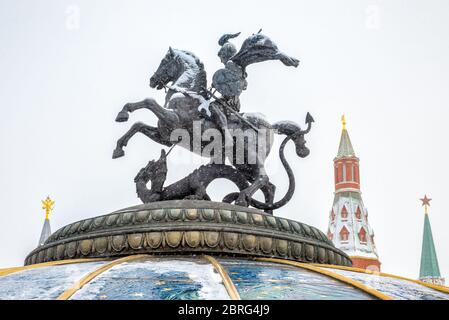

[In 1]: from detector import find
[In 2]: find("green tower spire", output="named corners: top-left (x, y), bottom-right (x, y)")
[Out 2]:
top-left (418, 195), bottom-right (445, 285)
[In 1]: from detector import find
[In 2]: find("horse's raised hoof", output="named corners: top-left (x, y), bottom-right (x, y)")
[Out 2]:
top-left (112, 148), bottom-right (125, 159)
top-left (115, 111), bottom-right (129, 122)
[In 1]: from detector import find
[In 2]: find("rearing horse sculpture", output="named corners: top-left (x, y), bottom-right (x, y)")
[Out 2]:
top-left (113, 47), bottom-right (313, 208)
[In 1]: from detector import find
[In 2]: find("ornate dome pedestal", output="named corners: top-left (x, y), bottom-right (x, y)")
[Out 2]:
top-left (25, 200), bottom-right (352, 267)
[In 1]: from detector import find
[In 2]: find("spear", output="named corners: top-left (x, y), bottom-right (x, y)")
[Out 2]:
top-left (164, 83), bottom-right (260, 132)
top-left (204, 88), bottom-right (260, 132)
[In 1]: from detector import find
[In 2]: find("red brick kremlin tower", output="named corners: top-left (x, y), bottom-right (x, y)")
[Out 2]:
top-left (327, 116), bottom-right (381, 271)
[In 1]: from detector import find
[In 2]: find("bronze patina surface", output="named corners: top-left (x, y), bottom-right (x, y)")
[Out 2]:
top-left (25, 201), bottom-right (351, 267)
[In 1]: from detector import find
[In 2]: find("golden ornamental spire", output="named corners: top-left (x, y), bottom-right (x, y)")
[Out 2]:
top-left (420, 194), bottom-right (431, 215)
top-left (42, 196), bottom-right (55, 220)
top-left (341, 114), bottom-right (347, 130)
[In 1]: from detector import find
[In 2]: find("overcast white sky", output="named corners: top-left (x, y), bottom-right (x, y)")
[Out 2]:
top-left (0, 0), bottom-right (448, 281)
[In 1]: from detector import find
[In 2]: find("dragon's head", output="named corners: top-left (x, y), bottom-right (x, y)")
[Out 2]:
top-left (135, 149), bottom-right (168, 194)
top-left (291, 113), bottom-right (314, 158)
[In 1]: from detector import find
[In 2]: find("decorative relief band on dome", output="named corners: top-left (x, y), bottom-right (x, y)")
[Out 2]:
top-left (25, 201), bottom-right (352, 267)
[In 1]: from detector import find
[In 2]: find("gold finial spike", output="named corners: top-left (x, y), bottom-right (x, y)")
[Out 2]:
top-left (420, 195), bottom-right (431, 215)
top-left (42, 196), bottom-right (55, 220)
top-left (341, 114), bottom-right (347, 130)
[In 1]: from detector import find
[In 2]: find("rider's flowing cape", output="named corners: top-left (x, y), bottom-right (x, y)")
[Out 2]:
top-left (231, 33), bottom-right (300, 69)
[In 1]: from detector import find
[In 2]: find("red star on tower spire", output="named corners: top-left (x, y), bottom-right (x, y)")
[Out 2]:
top-left (420, 195), bottom-right (432, 214)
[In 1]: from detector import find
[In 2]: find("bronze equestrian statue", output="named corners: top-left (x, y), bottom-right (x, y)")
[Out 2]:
top-left (113, 32), bottom-right (313, 213)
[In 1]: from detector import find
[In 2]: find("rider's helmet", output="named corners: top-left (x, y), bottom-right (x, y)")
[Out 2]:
top-left (217, 32), bottom-right (240, 64)
top-left (218, 43), bottom-right (237, 64)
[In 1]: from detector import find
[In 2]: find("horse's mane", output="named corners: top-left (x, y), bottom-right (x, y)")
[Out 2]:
top-left (176, 49), bottom-right (204, 69)
top-left (172, 49), bottom-right (208, 98)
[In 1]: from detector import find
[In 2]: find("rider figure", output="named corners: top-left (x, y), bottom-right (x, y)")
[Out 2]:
top-left (208, 32), bottom-right (248, 157)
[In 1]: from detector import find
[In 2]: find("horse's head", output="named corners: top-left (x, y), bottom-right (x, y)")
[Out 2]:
top-left (150, 47), bottom-right (181, 90)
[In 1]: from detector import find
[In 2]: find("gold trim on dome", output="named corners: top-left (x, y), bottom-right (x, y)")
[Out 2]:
top-left (349, 255), bottom-right (380, 261)
top-left (256, 257), bottom-right (392, 300)
top-left (312, 263), bottom-right (449, 295)
top-left (0, 258), bottom-right (105, 277)
top-left (57, 255), bottom-right (149, 300)
top-left (203, 255), bottom-right (240, 300)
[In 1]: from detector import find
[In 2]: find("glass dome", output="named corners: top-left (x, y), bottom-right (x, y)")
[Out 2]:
top-left (1, 255), bottom-right (448, 300)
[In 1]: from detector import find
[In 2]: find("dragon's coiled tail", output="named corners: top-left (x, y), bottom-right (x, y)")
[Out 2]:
top-left (248, 134), bottom-right (295, 210)
top-left (223, 116), bottom-right (312, 210)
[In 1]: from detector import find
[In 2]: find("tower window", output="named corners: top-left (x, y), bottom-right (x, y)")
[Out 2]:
top-left (359, 227), bottom-right (367, 243)
top-left (341, 205), bottom-right (348, 219)
top-left (337, 163), bottom-right (343, 183)
top-left (355, 206), bottom-right (362, 220)
top-left (354, 164), bottom-right (360, 183)
top-left (346, 163), bottom-right (352, 181)
top-left (340, 226), bottom-right (349, 242)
